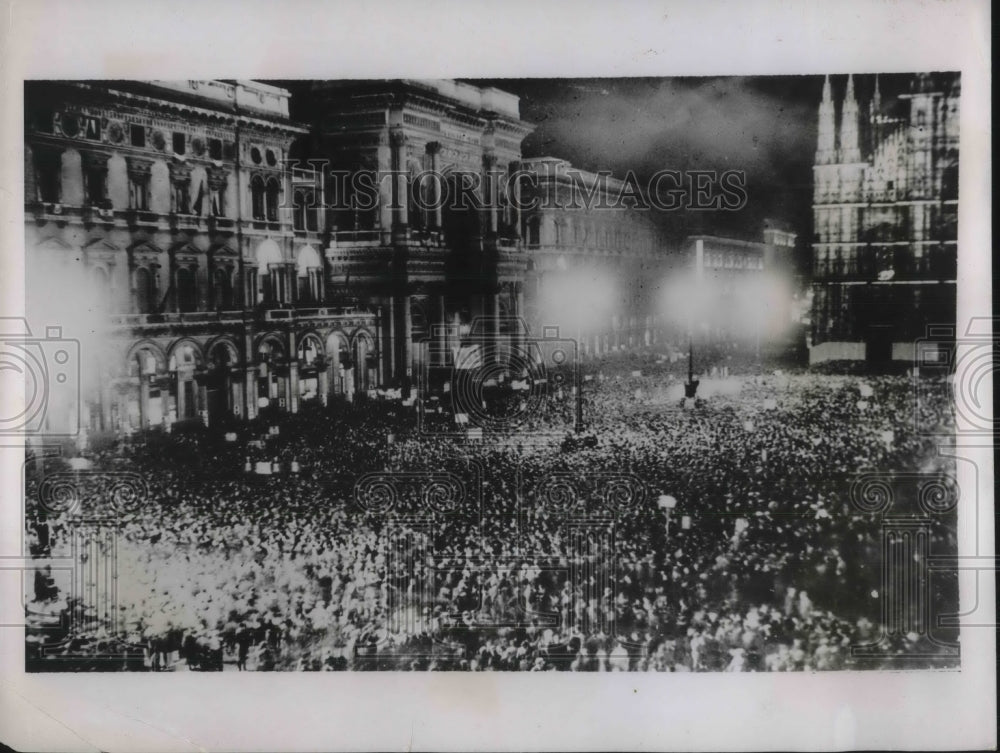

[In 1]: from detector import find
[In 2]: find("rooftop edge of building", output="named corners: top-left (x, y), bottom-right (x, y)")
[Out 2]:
top-left (310, 79), bottom-right (523, 121)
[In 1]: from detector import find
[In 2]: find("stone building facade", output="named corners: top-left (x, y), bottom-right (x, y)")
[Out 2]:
top-left (810, 73), bottom-right (959, 365)
top-left (299, 80), bottom-right (534, 386)
top-left (24, 80), bottom-right (379, 437)
top-left (515, 156), bottom-right (664, 357)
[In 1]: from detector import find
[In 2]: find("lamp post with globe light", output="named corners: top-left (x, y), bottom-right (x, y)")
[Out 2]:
top-left (661, 269), bottom-right (702, 400)
top-left (657, 494), bottom-right (678, 541)
top-left (541, 268), bottom-right (614, 433)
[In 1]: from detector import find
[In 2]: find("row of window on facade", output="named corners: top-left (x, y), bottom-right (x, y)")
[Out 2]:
top-left (90, 243), bottom-right (325, 315)
top-left (703, 252), bottom-right (764, 271)
top-left (30, 147), bottom-right (324, 228)
top-left (35, 108), bottom-right (289, 175)
top-left (814, 165), bottom-right (958, 204)
top-left (34, 109), bottom-right (231, 158)
top-left (129, 266), bottom-right (324, 314)
top-left (522, 216), bottom-right (654, 251)
top-left (813, 244), bottom-right (956, 279)
top-left (815, 206), bottom-right (957, 245)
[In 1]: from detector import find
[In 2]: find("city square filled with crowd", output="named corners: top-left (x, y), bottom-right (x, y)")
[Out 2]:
top-left (24, 347), bottom-right (959, 672)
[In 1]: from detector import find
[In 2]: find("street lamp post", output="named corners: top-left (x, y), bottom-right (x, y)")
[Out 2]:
top-left (575, 322), bottom-right (584, 432)
top-left (684, 329), bottom-right (699, 399)
top-left (657, 494), bottom-right (678, 541)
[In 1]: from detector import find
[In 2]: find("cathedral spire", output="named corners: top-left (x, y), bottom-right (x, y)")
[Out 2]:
top-left (839, 74), bottom-right (861, 163)
top-left (870, 74), bottom-right (882, 150)
top-left (816, 75), bottom-right (836, 164)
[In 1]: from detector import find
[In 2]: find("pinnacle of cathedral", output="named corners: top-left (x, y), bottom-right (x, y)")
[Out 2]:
top-left (844, 73), bottom-right (856, 103)
top-left (816, 75), bottom-right (836, 164)
top-left (838, 75), bottom-right (861, 163)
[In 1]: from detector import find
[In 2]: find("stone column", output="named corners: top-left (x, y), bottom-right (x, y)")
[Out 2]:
top-left (288, 331), bottom-right (299, 413)
top-left (176, 375), bottom-right (187, 420)
top-left (318, 367), bottom-right (329, 406)
top-left (402, 294), bottom-right (413, 378)
top-left (139, 377), bottom-right (151, 430)
top-left (390, 129), bottom-right (408, 230)
top-left (451, 310), bottom-right (462, 367)
top-left (387, 296), bottom-right (397, 380)
top-left (426, 142), bottom-right (442, 229)
top-left (376, 136), bottom-right (393, 238)
top-left (483, 153), bottom-right (499, 235)
top-left (490, 289), bottom-right (502, 365)
top-left (515, 282), bottom-right (526, 351)
top-left (511, 168), bottom-right (522, 240)
top-left (288, 362), bottom-right (299, 413)
top-left (244, 367), bottom-right (257, 420)
top-left (198, 381), bottom-right (208, 425)
top-left (231, 372), bottom-right (243, 419)
top-left (437, 294), bottom-right (448, 367)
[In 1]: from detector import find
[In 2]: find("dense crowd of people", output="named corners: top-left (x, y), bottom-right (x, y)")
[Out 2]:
top-left (24, 349), bottom-right (959, 672)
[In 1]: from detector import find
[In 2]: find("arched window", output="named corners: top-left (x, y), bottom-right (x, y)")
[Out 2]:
top-left (297, 336), bottom-right (321, 367)
top-left (255, 240), bottom-right (285, 306)
top-left (251, 175), bottom-right (266, 221)
top-left (296, 245), bottom-right (323, 303)
top-left (134, 267), bottom-right (155, 314)
top-left (265, 178), bottom-right (280, 222)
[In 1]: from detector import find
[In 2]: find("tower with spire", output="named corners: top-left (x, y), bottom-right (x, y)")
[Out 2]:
top-left (809, 72), bottom-right (960, 366)
top-left (816, 75), bottom-right (836, 165)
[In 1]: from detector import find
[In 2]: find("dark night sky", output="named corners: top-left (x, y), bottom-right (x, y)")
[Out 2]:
top-left (279, 74), bottom-right (921, 255)
top-left (472, 76), bottom-right (823, 244)
top-left (470, 75), bottom-right (919, 245)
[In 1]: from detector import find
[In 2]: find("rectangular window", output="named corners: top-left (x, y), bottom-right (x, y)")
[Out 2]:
top-left (34, 150), bottom-right (62, 204)
top-left (130, 124), bottom-right (146, 148)
top-left (211, 185), bottom-right (226, 217)
top-left (129, 174), bottom-right (149, 211)
top-left (208, 138), bottom-right (223, 161)
top-left (83, 116), bottom-right (101, 141)
top-left (85, 166), bottom-right (107, 206)
top-left (173, 132), bottom-right (186, 155)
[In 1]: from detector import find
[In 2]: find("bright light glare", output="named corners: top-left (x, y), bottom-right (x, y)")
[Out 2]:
top-left (539, 270), bottom-right (616, 330)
